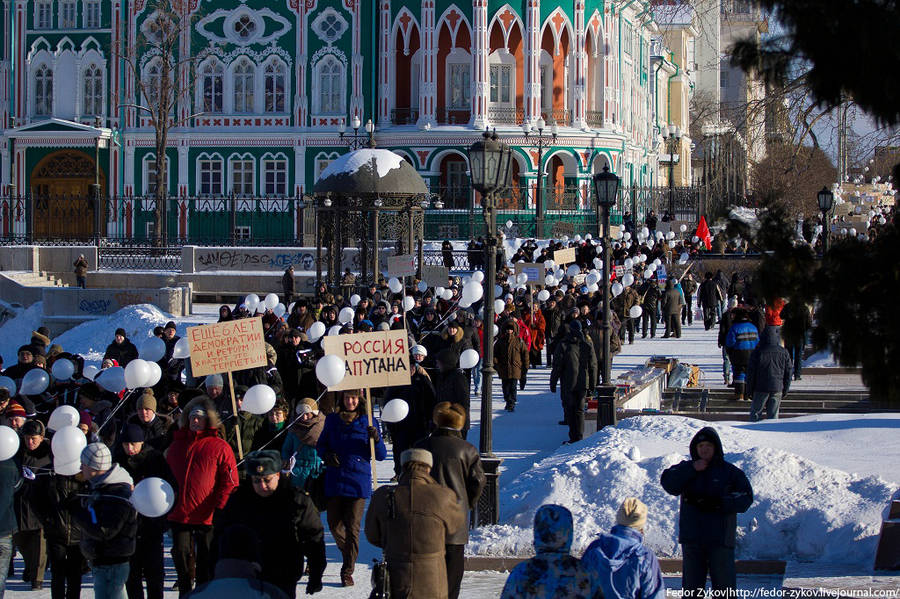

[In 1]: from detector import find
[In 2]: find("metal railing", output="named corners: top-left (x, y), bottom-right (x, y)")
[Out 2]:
top-left (541, 109), bottom-right (570, 126)
top-left (586, 110), bottom-right (604, 128)
top-left (98, 240), bottom-right (182, 271)
top-left (487, 106), bottom-right (524, 124)
top-left (390, 108), bottom-right (420, 125)
top-left (437, 108), bottom-right (471, 125)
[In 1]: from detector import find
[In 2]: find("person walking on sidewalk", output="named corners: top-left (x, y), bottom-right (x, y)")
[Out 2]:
top-left (745, 327), bottom-right (793, 421)
top-left (550, 321), bottom-right (597, 444)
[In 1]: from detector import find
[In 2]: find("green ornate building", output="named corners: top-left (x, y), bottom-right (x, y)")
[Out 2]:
top-left (1, 0), bottom-right (671, 242)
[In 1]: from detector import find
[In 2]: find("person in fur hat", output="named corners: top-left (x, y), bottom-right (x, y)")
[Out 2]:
top-left (166, 396), bottom-right (237, 596)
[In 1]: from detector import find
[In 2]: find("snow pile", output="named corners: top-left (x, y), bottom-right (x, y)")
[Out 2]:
top-left (803, 350), bottom-right (838, 368)
top-left (318, 149), bottom-right (404, 179)
top-left (729, 206), bottom-right (760, 233)
top-left (52, 304), bottom-right (189, 367)
top-left (0, 301), bottom-right (45, 365)
top-left (468, 415), bottom-right (898, 566)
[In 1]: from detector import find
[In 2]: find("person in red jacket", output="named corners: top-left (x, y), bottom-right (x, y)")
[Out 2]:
top-left (166, 396), bottom-right (237, 597)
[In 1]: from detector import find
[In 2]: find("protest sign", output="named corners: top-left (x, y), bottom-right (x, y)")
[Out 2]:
top-left (187, 318), bottom-right (266, 377)
top-left (321, 329), bottom-right (411, 391)
top-left (657, 264), bottom-right (667, 282)
top-left (388, 254), bottom-right (417, 278)
top-left (554, 247), bottom-right (577, 264)
top-left (421, 264), bottom-right (449, 287)
top-left (514, 263), bottom-right (542, 286)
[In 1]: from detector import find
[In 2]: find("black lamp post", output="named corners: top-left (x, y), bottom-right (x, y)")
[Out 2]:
top-left (91, 116), bottom-right (106, 246)
top-left (817, 186), bottom-right (834, 254)
top-left (522, 117), bottom-right (557, 238)
top-left (338, 116), bottom-right (374, 150)
top-left (592, 164), bottom-right (620, 385)
top-left (662, 124), bottom-right (681, 218)
top-left (468, 129), bottom-right (512, 526)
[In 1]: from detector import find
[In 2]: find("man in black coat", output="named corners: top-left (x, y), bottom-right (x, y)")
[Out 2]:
top-left (662, 279), bottom-right (684, 338)
top-left (114, 424), bottom-right (175, 599)
top-left (214, 451), bottom-right (325, 597)
top-left (282, 266), bottom-right (295, 308)
top-left (660, 427), bottom-right (753, 594)
top-left (550, 321), bottom-right (597, 444)
top-left (0, 448), bottom-right (22, 597)
top-left (416, 402), bottom-right (485, 599)
top-left (745, 327), bottom-right (793, 421)
top-left (14, 420), bottom-right (51, 590)
top-left (434, 348), bottom-right (470, 440)
top-left (698, 272), bottom-right (724, 330)
top-left (385, 355), bottom-right (437, 478)
top-left (638, 278), bottom-right (661, 338)
top-left (104, 328), bottom-right (139, 367)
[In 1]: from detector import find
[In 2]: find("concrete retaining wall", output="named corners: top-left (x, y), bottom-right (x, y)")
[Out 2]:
top-left (0, 274), bottom-right (43, 306)
top-left (0, 246), bottom-right (98, 273)
top-left (183, 245), bottom-right (394, 274)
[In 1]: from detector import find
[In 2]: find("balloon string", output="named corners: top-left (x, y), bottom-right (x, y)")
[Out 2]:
top-left (415, 295), bottom-right (465, 344)
top-left (235, 387), bottom-right (328, 467)
top-left (95, 389), bottom-right (138, 433)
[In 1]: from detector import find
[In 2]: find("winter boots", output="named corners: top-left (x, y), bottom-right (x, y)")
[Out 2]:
top-left (733, 382), bottom-right (745, 401)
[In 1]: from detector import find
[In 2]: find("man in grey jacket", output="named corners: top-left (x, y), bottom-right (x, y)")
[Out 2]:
top-left (745, 327), bottom-right (793, 421)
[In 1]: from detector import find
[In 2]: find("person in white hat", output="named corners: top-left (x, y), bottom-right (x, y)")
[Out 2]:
top-left (581, 497), bottom-right (665, 599)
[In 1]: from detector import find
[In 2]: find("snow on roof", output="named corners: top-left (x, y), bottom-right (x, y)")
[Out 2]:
top-left (318, 148), bottom-right (404, 180)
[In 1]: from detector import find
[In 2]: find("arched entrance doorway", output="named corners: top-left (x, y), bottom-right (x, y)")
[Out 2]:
top-left (30, 150), bottom-right (105, 240)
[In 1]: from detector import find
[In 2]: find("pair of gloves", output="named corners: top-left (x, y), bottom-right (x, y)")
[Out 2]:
top-left (323, 426), bottom-right (382, 468)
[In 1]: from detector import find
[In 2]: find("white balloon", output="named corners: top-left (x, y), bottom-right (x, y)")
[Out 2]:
top-left (459, 349), bottom-right (480, 369)
top-left (587, 283), bottom-right (599, 293)
top-left (349, 294), bottom-right (361, 307)
top-left (339, 307), bottom-right (355, 324)
top-left (124, 359), bottom-right (151, 389)
top-left (140, 337), bottom-right (166, 362)
top-left (273, 303), bottom-right (286, 318)
top-left (51, 425), bottom-right (87, 469)
top-left (566, 264), bottom-right (581, 278)
top-left (97, 366), bottom-right (126, 393)
top-left (82, 366), bottom-right (99, 381)
top-left (629, 305), bottom-right (643, 318)
top-left (494, 285), bottom-right (503, 297)
top-left (493, 299), bottom-right (506, 314)
top-left (21, 369), bottom-right (50, 395)
top-left (545, 274), bottom-right (557, 287)
top-left (441, 289), bottom-right (453, 301)
top-left (264, 293), bottom-right (279, 310)
top-left (315, 354), bottom-right (346, 388)
top-left (0, 426), bottom-right (19, 461)
top-left (622, 273), bottom-right (635, 287)
top-left (172, 337), bottom-right (190, 359)
top-left (516, 273), bottom-right (528, 285)
top-left (679, 253), bottom-right (689, 265)
top-left (692, 236), bottom-right (700, 243)
top-left (462, 276), bottom-right (472, 286)
top-left (471, 271), bottom-right (485, 283)
top-left (644, 268), bottom-right (654, 279)
top-left (574, 234), bottom-right (582, 242)
top-left (669, 240), bottom-right (677, 249)
top-left (307, 322), bottom-right (326, 343)
top-left (680, 224), bottom-right (688, 233)
top-left (506, 220), bottom-right (514, 228)
top-left (381, 399), bottom-right (410, 423)
top-left (493, 324), bottom-right (499, 336)
top-left (585, 272), bottom-right (599, 286)
top-left (462, 281), bottom-right (484, 304)
top-left (48, 405), bottom-right (80, 432)
top-left (245, 294), bottom-right (260, 311)
top-left (417, 281), bottom-right (428, 292)
top-left (328, 325), bottom-right (343, 336)
top-left (0, 376), bottom-right (15, 396)
top-left (593, 257), bottom-right (602, 268)
top-left (537, 289), bottom-right (550, 302)
top-left (653, 259), bottom-right (662, 267)
top-left (624, 258), bottom-right (634, 268)
top-left (131, 477), bottom-right (176, 518)
top-left (243, 384), bottom-right (276, 415)
top-left (51, 358), bottom-right (75, 381)
top-left (612, 282), bottom-right (624, 297)
top-left (388, 277), bottom-right (403, 294)
top-left (144, 362), bottom-right (162, 388)
top-left (849, 228), bottom-right (857, 237)
top-left (641, 227), bottom-right (649, 237)
top-left (667, 231), bottom-right (676, 240)
top-left (435, 286), bottom-right (445, 298)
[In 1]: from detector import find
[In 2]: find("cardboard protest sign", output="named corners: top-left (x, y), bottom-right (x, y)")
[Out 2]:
top-left (187, 318), bottom-right (267, 377)
top-left (614, 265), bottom-right (625, 278)
top-left (421, 264), bottom-right (449, 287)
top-left (554, 247), bottom-right (577, 264)
top-left (388, 254), bottom-right (417, 278)
top-left (321, 329), bottom-right (411, 391)
top-left (573, 274), bottom-right (587, 286)
top-left (514, 263), bottom-right (542, 286)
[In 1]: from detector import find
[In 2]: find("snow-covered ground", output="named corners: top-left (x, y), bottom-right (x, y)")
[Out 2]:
top-left (1, 302), bottom-right (896, 597)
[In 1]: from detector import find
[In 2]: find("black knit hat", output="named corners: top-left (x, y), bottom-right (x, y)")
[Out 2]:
top-left (120, 424), bottom-right (146, 444)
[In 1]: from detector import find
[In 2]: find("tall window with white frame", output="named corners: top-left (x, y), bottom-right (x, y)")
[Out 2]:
top-left (231, 158), bottom-right (254, 197)
top-left (60, 0), bottom-right (77, 28)
top-left (233, 59), bottom-right (255, 113)
top-left (85, 0), bottom-right (101, 28)
top-left (199, 158), bottom-right (223, 196)
top-left (35, 1), bottom-right (52, 29)
top-left (145, 157), bottom-right (158, 196)
top-left (448, 63), bottom-right (470, 111)
top-left (143, 61), bottom-right (162, 112)
top-left (264, 62), bottom-right (286, 113)
top-left (201, 61), bottom-right (223, 113)
top-left (35, 65), bottom-right (53, 116)
top-left (264, 159), bottom-right (287, 196)
top-left (317, 57), bottom-right (343, 114)
top-left (83, 65), bottom-right (103, 116)
top-left (489, 64), bottom-right (512, 105)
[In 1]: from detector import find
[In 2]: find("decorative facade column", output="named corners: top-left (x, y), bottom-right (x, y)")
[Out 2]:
top-left (417, 0), bottom-right (437, 127)
top-left (470, 0), bottom-right (489, 129)
top-left (524, 0), bottom-right (541, 125)
top-left (573, 2), bottom-right (587, 129)
top-left (295, 1), bottom-right (308, 127)
top-left (348, 0), bottom-right (364, 124)
top-left (177, 143), bottom-right (188, 197)
top-left (378, 1), bottom-right (391, 124)
top-left (14, 0), bottom-right (25, 121)
top-left (177, 3), bottom-right (191, 125)
top-left (294, 144), bottom-right (305, 196)
top-left (123, 143), bottom-right (135, 196)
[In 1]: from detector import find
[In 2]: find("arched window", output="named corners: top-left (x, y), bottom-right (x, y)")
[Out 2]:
top-left (264, 61), bottom-right (286, 113)
top-left (201, 61), bottom-right (223, 113)
top-left (83, 64), bottom-right (103, 116)
top-left (232, 58), bottom-right (255, 113)
top-left (316, 56), bottom-right (343, 114)
top-left (35, 65), bottom-right (53, 116)
top-left (143, 60), bottom-right (162, 110)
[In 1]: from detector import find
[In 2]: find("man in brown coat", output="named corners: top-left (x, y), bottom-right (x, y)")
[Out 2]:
top-left (493, 320), bottom-right (529, 412)
top-left (73, 254), bottom-right (88, 289)
top-left (365, 448), bottom-right (465, 599)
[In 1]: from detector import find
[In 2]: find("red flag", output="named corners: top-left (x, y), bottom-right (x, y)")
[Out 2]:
top-left (695, 216), bottom-right (712, 250)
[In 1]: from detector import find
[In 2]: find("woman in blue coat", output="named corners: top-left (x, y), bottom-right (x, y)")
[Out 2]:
top-left (316, 388), bottom-right (386, 587)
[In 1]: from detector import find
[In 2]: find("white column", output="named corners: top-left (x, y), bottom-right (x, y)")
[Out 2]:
top-left (294, 145), bottom-right (305, 196)
top-left (573, 2), bottom-right (587, 129)
top-left (296, 2), bottom-right (307, 127)
top-left (378, 1), bottom-right (391, 124)
top-left (417, 0), bottom-right (436, 127)
top-left (123, 143), bottom-right (135, 196)
top-left (470, 0), bottom-right (489, 129)
top-left (524, 0), bottom-right (541, 125)
top-left (177, 143), bottom-right (188, 197)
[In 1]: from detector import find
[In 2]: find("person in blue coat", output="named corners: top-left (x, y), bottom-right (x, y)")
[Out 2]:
top-left (582, 497), bottom-right (665, 599)
top-left (500, 505), bottom-right (592, 599)
top-left (315, 388), bottom-right (386, 588)
top-left (660, 427), bottom-right (753, 594)
top-left (724, 309), bottom-right (759, 400)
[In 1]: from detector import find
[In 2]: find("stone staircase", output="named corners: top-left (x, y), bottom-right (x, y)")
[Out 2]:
top-left (4, 271), bottom-right (69, 287)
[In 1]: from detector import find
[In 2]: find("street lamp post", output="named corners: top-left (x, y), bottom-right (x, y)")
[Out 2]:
top-left (338, 116), bottom-right (375, 150)
top-left (593, 164), bottom-right (620, 385)
top-left (817, 186), bottom-right (834, 254)
top-left (522, 117), bottom-right (557, 238)
top-left (468, 129), bottom-right (512, 526)
top-left (662, 124), bottom-right (681, 218)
